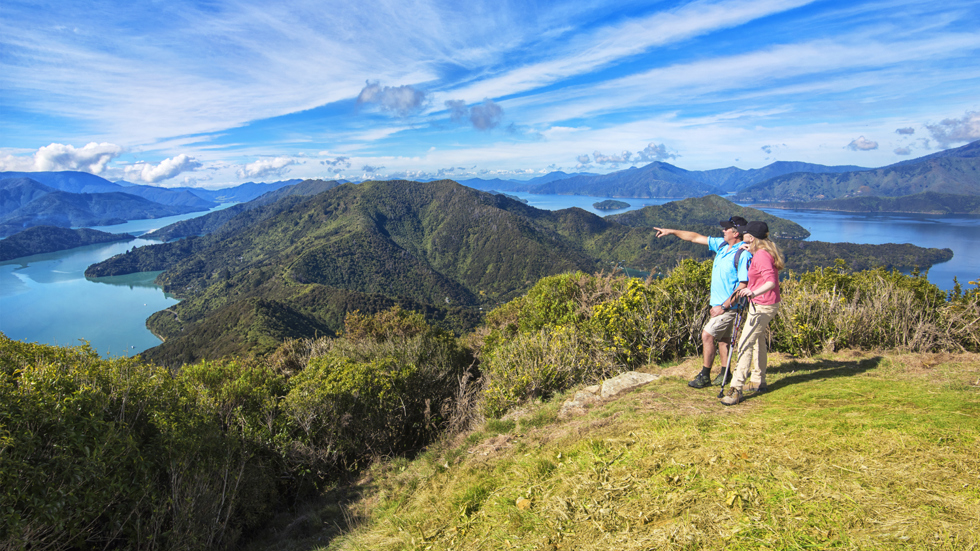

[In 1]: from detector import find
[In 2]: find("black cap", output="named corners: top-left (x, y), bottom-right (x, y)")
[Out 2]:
top-left (720, 216), bottom-right (748, 230)
top-left (736, 220), bottom-right (769, 239)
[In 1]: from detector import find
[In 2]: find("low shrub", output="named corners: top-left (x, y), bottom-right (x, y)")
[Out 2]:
top-left (476, 259), bottom-right (978, 417)
top-left (283, 309), bottom-right (473, 474)
top-left (0, 338), bottom-right (277, 550)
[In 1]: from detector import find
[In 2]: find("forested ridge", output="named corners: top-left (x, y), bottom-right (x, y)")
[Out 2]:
top-left (0, 226), bottom-right (134, 261)
top-left (80, 180), bottom-right (955, 365)
top-left (753, 191), bottom-right (980, 214)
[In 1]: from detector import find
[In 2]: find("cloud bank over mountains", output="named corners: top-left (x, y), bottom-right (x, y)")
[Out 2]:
top-left (1, 0), bottom-right (978, 187)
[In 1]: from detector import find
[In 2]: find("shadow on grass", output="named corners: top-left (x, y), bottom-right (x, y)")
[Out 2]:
top-left (742, 356), bottom-right (884, 402)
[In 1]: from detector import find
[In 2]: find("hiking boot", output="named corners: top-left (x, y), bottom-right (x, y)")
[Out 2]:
top-left (712, 371), bottom-right (732, 387)
top-left (745, 383), bottom-right (768, 395)
top-left (721, 388), bottom-right (742, 406)
top-left (688, 371), bottom-right (712, 389)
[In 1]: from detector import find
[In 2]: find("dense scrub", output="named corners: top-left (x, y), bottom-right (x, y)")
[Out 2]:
top-left (475, 261), bottom-right (979, 417)
top-left (0, 308), bottom-right (471, 550)
top-left (2, 261), bottom-right (977, 549)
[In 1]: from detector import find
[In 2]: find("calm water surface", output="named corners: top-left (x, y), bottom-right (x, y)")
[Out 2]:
top-left (0, 205), bottom-right (233, 357)
top-left (1, 196), bottom-right (976, 357)
top-left (744, 207), bottom-right (980, 291)
top-left (0, 239), bottom-right (178, 356)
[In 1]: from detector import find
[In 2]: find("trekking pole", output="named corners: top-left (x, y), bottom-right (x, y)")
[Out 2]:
top-left (717, 293), bottom-right (749, 399)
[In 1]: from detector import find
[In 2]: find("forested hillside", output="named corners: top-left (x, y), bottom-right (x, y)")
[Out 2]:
top-left (753, 191), bottom-right (980, 214)
top-left (82, 180), bottom-right (955, 365)
top-left (0, 226), bottom-right (134, 261)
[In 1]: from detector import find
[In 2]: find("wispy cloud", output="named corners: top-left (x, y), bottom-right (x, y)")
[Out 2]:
top-left (446, 0), bottom-right (817, 101)
top-left (1, 0), bottom-right (978, 183)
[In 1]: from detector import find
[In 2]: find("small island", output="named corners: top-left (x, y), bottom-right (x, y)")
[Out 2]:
top-left (0, 226), bottom-right (135, 262)
top-left (593, 199), bottom-right (631, 210)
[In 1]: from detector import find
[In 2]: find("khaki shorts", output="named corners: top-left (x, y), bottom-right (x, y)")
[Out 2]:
top-left (702, 309), bottom-right (739, 342)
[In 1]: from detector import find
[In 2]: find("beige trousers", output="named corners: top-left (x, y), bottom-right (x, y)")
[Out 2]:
top-left (731, 303), bottom-right (779, 389)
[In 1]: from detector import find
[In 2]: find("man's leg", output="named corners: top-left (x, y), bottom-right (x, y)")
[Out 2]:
top-left (692, 312), bottom-right (734, 389)
top-left (701, 330), bottom-right (718, 368)
top-left (690, 330), bottom-right (716, 388)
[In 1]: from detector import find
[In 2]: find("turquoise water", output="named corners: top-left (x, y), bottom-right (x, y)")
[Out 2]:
top-left (1, 204), bottom-right (235, 357)
top-left (0, 239), bottom-right (178, 357)
top-left (1, 194), bottom-right (976, 358)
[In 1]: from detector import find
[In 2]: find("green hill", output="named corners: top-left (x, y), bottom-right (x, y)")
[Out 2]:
top-left (0, 225), bottom-right (134, 261)
top-left (85, 181), bottom-right (954, 365)
top-left (605, 194), bottom-right (810, 239)
top-left (142, 178), bottom-right (342, 241)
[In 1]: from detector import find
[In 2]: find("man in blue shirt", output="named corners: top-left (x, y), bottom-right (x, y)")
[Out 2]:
top-left (654, 216), bottom-right (752, 388)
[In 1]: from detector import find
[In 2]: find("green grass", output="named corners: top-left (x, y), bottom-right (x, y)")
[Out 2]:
top-left (247, 350), bottom-right (980, 551)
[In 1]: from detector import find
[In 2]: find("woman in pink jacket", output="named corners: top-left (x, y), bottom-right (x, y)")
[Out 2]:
top-left (721, 221), bottom-right (784, 406)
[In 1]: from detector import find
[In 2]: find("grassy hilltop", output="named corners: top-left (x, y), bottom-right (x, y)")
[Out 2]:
top-left (301, 349), bottom-right (980, 551)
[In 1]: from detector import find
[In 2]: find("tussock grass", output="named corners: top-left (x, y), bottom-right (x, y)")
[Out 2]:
top-left (265, 350), bottom-right (980, 551)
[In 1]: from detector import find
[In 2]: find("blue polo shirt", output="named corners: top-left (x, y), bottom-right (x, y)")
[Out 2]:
top-left (707, 237), bottom-right (752, 307)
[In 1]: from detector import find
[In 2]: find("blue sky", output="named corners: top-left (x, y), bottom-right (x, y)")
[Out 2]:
top-left (1, 0), bottom-right (978, 188)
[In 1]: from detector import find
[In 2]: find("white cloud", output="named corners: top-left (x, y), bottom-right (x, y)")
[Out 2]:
top-left (925, 111), bottom-right (980, 147)
top-left (846, 136), bottom-right (879, 151)
top-left (125, 154), bottom-right (202, 183)
top-left (358, 81), bottom-right (428, 116)
top-left (636, 143), bottom-right (677, 162)
top-left (592, 150), bottom-right (632, 165)
top-left (895, 127), bottom-right (915, 135)
top-left (0, 142), bottom-right (124, 174)
top-left (236, 156), bottom-right (296, 179)
top-left (894, 146), bottom-right (912, 155)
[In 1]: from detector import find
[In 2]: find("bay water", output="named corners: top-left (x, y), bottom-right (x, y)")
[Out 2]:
top-left (1, 195), bottom-right (977, 358)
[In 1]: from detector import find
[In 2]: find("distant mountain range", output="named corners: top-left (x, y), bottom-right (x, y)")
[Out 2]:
top-left (0, 177), bottom-right (202, 237)
top-left (83, 180), bottom-right (951, 365)
top-left (3, 139), bottom-right (977, 238)
top-left (0, 172), bottom-right (304, 237)
top-left (734, 140), bottom-right (980, 202)
top-left (446, 140), bottom-right (979, 203)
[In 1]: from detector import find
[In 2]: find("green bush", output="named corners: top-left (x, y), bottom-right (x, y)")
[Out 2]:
top-left (771, 266), bottom-right (978, 355)
top-left (475, 259), bottom-right (977, 417)
top-left (283, 309), bottom-right (472, 473)
top-left (0, 337), bottom-right (281, 550)
top-left (480, 325), bottom-right (601, 418)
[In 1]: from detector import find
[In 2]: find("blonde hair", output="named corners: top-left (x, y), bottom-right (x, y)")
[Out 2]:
top-left (750, 236), bottom-right (785, 271)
